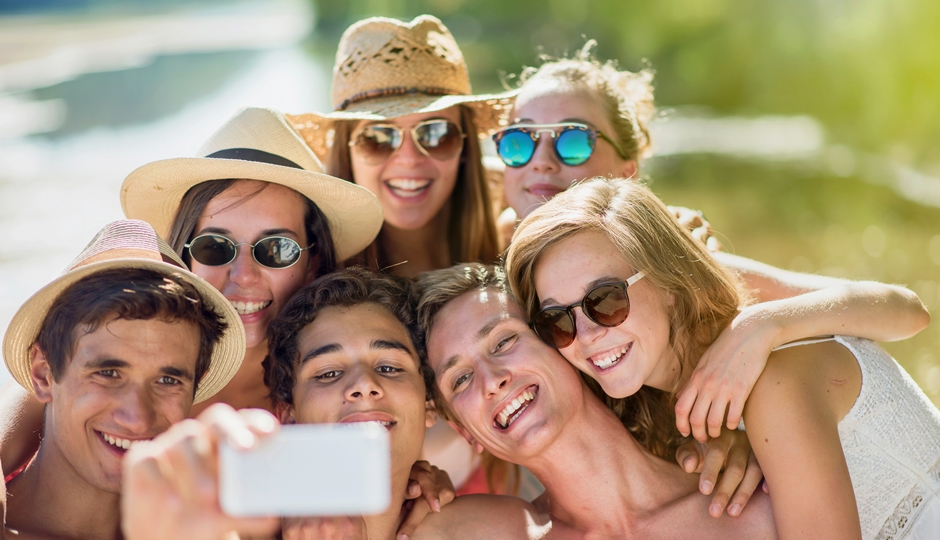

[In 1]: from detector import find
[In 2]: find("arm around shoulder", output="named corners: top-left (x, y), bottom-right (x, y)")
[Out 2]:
top-left (412, 495), bottom-right (544, 540)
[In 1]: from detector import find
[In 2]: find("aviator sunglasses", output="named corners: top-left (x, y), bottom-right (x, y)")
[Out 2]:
top-left (349, 119), bottom-right (466, 165)
top-left (493, 123), bottom-right (628, 168)
top-left (531, 271), bottom-right (646, 349)
top-left (185, 234), bottom-right (313, 269)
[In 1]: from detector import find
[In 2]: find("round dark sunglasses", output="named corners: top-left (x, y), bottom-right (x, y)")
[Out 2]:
top-left (492, 123), bottom-right (628, 168)
top-left (185, 234), bottom-right (313, 269)
top-left (349, 119), bottom-right (465, 165)
top-left (531, 271), bottom-right (646, 349)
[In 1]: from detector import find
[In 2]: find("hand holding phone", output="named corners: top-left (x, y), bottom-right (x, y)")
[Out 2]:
top-left (219, 423), bottom-right (391, 517)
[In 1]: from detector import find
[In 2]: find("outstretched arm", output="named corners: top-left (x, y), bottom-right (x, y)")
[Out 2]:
top-left (0, 382), bottom-right (44, 477)
top-left (676, 251), bottom-right (929, 441)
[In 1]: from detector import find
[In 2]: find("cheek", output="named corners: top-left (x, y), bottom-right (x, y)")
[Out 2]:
top-left (191, 263), bottom-right (227, 291)
top-left (350, 157), bottom-right (382, 192)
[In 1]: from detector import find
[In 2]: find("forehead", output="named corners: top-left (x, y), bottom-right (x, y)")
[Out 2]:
top-left (200, 180), bottom-right (307, 229)
top-left (68, 317), bottom-right (200, 369)
top-left (534, 231), bottom-right (634, 299)
top-left (298, 303), bottom-right (416, 359)
top-left (362, 106), bottom-right (461, 128)
top-left (512, 81), bottom-right (611, 129)
top-left (426, 289), bottom-right (523, 368)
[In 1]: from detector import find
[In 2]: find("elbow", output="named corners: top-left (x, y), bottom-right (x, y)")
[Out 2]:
top-left (893, 284), bottom-right (931, 338)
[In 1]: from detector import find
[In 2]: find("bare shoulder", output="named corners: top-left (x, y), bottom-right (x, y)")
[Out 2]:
top-left (748, 339), bottom-right (861, 423)
top-left (645, 488), bottom-right (776, 540)
top-left (412, 494), bottom-right (547, 540)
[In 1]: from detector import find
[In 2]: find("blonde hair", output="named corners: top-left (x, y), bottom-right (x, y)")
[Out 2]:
top-left (327, 106), bottom-right (500, 268)
top-left (517, 41), bottom-right (655, 162)
top-left (505, 178), bottom-right (745, 456)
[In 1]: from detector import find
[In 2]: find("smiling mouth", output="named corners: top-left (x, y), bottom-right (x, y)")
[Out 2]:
top-left (98, 431), bottom-right (147, 453)
top-left (230, 300), bottom-right (272, 315)
top-left (385, 178), bottom-right (432, 199)
top-left (590, 343), bottom-right (632, 370)
top-left (495, 385), bottom-right (538, 430)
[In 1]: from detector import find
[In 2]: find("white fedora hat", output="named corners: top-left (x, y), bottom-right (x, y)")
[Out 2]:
top-left (121, 106), bottom-right (383, 262)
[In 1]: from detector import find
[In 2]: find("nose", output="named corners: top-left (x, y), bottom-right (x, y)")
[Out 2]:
top-left (481, 360), bottom-right (512, 399)
top-left (573, 306), bottom-right (605, 345)
top-left (344, 365), bottom-right (384, 402)
top-left (528, 132), bottom-right (560, 174)
top-left (389, 129), bottom-right (427, 166)
top-left (112, 384), bottom-right (157, 435)
top-left (228, 242), bottom-right (263, 287)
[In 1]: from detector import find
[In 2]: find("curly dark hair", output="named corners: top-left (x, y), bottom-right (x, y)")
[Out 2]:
top-left (263, 267), bottom-right (433, 406)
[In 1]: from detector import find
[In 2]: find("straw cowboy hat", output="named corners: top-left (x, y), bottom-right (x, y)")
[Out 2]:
top-left (2, 220), bottom-right (246, 404)
top-left (287, 14), bottom-right (517, 160)
top-left (121, 106), bottom-right (383, 262)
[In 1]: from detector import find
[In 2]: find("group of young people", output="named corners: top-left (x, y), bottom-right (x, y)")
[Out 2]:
top-left (0, 13), bottom-right (937, 540)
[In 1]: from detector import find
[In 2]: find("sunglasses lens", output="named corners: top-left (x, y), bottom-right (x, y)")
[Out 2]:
top-left (415, 121), bottom-right (464, 161)
top-left (555, 128), bottom-right (594, 166)
top-left (355, 126), bottom-right (401, 164)
top-left (496, 130), bottom-right (535, 167)
top-left (532, 308), bottom-right (576, 349)
top-left (584, 284), bottom-right (630, 327)
top-left (253, 237), bottom-right (304, 268)
top-left (188, 235), bottom-right (236, 266)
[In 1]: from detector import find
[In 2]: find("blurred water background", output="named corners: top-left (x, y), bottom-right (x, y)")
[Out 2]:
top-left (1, 0), bottom-right (938, 405)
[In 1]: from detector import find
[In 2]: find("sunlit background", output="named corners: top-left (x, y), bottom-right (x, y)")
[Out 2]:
top-left (1, 0), bottom-right (938, 404)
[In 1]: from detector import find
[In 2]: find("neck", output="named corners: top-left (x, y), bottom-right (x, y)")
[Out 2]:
top-left (523, 391), bottom-right (697, 534)
top-left (379, 206), bottom-right (452, 278)
top-left (361, 460), bottom-right (412, 540)
top-left (191, 343), bottom-right (273, 416)
top-left (7, 439), bottom-right (122, 539)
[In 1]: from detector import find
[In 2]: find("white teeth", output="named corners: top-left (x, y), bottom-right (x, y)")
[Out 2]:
top-left (592, 346), bottom-right (629, 370)
top-left (386, 178), bottom-right (431, 197)
top-left (102, 432), bottom-right (143, 450)
top-left (496, 388), bottom-right (536, 429)
top-left (230, 300), bottom-right (271, 315)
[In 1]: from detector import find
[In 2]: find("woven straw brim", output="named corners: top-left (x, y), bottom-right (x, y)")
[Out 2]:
top-left (288, 90), bottom-right (518, 162)
top-left (121, 158), bottom-right (384, 262)
top-left (2, 258), bottom-right (246, 404)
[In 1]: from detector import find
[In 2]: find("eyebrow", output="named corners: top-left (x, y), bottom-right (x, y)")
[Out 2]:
top-left (435, 314), bottom-right (508, 383)
top-left (299, 339), bottom-right (415, 366)
top-left (196, 227), bottom-right (299, 238)
top-left (372, 339), bottom-right (414, 355)
top-left (300, 343), bottom-right (342, 365)
top-left (539, 275), bottom-right (622, 308)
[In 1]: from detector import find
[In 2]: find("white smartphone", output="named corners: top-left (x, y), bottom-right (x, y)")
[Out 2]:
top-left (219, 423), bottom-right (391, 517)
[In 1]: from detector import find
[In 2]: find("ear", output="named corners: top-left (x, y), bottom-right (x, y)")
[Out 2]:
top-left (425, 399), bottom-right (438, 428)
top-left (447, 420), bottom-right (485, 454)
top-left (275, 401), bottom-right (296, 425)
top-left (29, 344), bottom-right (54, 404)
top-left (620, 159), bottom-right (638, 179)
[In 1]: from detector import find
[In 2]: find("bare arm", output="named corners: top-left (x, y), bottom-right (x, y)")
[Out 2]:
top-left (742, 342), bottom-right (863, 540)
top-left (0, 382), bottom-right (44, 477)
top-left (676, 252), bottom-right (929, 441)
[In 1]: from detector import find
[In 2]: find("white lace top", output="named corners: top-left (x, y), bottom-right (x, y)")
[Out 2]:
top-left (779, 336), bottom-right (940, 540)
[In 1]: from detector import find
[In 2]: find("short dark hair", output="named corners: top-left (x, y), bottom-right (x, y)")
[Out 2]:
top-left (264, 267), bottom-right (432, 406)
top-left (167, 179), bottom-right (337, 277)
top-left (36, 268), bottom-right (227, 394)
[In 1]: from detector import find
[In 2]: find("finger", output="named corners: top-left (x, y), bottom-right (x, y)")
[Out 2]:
top-left (698, 438), bottom-right (730, 496)
top-left (726, 395), bottom-right (746, 431)
top-left (688, 393), bottom-right (714, 443)
top-left (239, 408), bottom-right (280, 440)
top-left (397, 498), bottom-right (432, 540)
top-left (726, 453), bottom-right (764, 517)
top-left (199, 403), bottom-right (258, 450)
top-left (674, 440), bottom-right (701, 473)
top-left (708, 446), bottom-right (748, 517)
top-left (706, 396), bottom-right (729, 439)
top-left (762, 479), bottom-right (769, 493)
top-left (674, 386), bottom-right (698, 437)
top-left (706, 235), bottom-right (723, 253)
top-left (161, 429), bottom-right (216, 506)
top-left (416, 467), bottom-right (452, 512)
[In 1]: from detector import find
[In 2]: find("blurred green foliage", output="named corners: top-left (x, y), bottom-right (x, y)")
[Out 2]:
top-left (311, 0), bottom-right (940, 169)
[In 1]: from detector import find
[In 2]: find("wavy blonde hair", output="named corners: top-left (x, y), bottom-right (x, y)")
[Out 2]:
top-left (505, 178), bottom-right (745, 456)
top-left (517, 41), bottom-right (655, 163)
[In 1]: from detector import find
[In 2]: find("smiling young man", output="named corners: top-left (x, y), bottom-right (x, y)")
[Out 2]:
top-left (410, 263), bottom-right (778, 540)
top-left (0, 220), bottom-right (244, 539)
top-left (121, 268), bottom-right (453, 540)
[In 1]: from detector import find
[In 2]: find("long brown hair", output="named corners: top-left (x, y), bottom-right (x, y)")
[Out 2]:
top-left (505, 178), bottom-right (746, 457)
top-left (166, 179), bottom-right (337, 277)
top-left (327, 105), bottom-right (500, 269)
